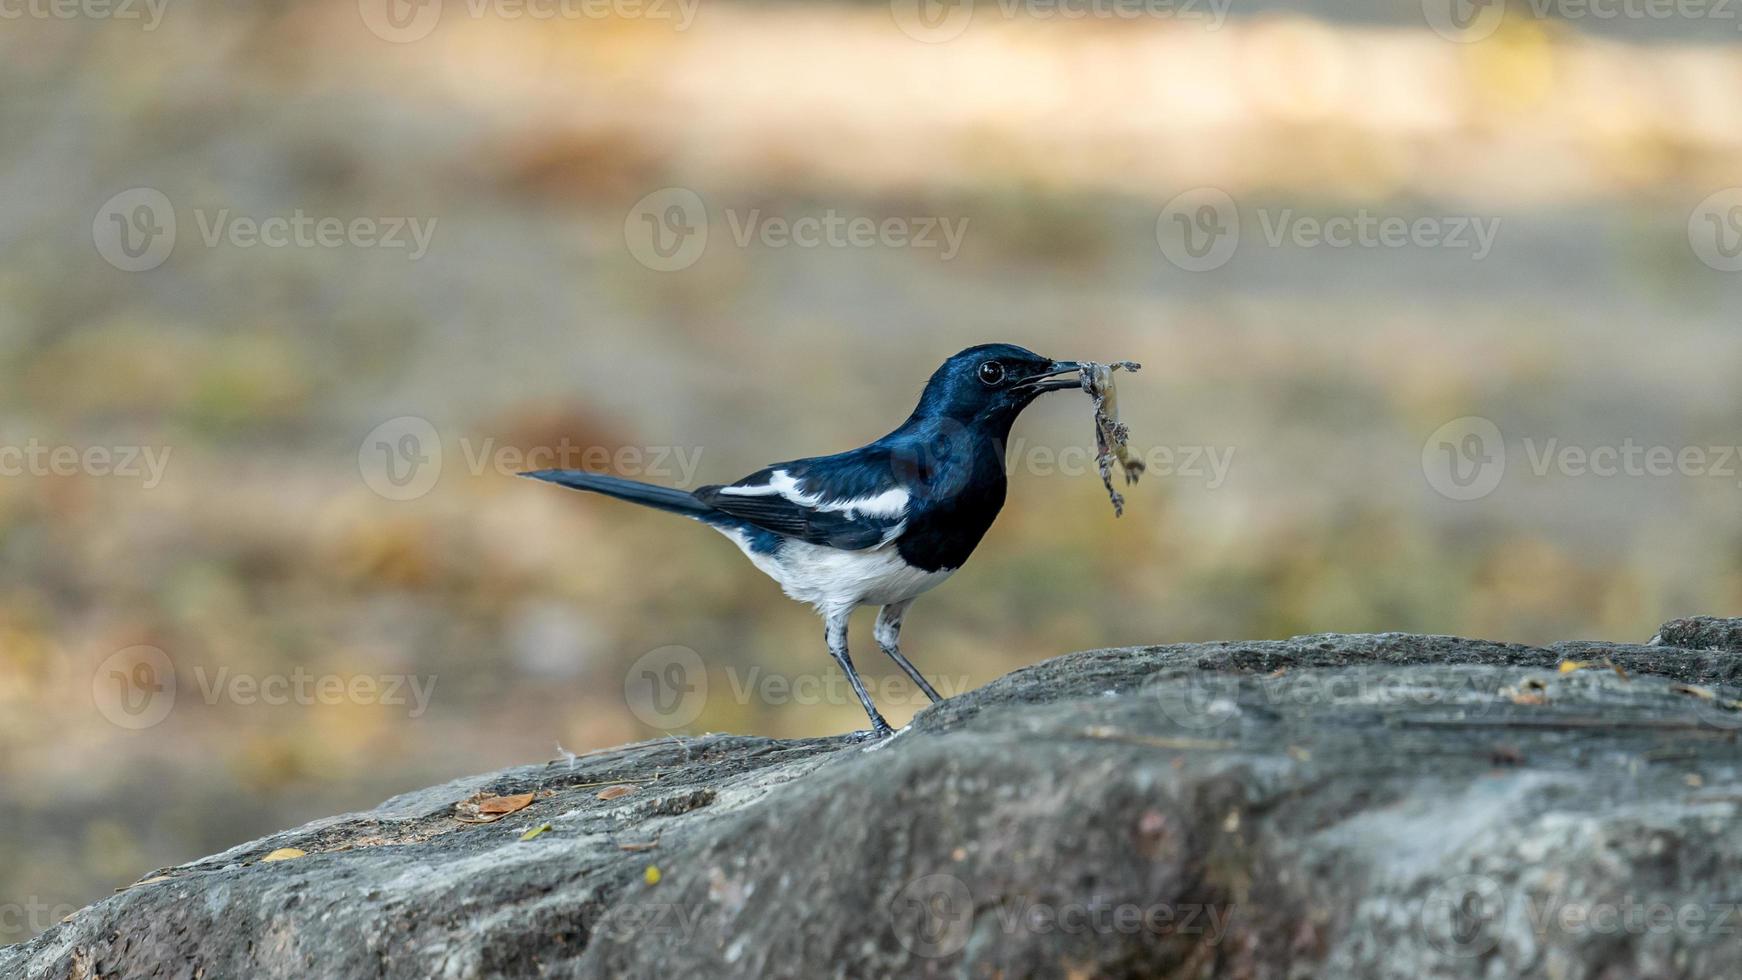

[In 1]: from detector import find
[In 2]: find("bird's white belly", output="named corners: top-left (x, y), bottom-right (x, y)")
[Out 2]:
top-left (717, 529), bottom-right (955, 614)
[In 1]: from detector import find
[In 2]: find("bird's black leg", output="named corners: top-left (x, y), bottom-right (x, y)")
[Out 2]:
top-left (826, 611), bottom-right (893, 738)
top-left (874, 601), bottom-right (942, 703)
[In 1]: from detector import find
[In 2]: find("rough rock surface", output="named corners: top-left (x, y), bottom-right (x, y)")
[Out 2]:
top-left (6, 624), bottom-right (1742, 979)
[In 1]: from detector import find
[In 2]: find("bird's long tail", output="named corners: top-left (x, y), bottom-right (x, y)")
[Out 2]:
top-left (519, 469), bottom-right (718, 520)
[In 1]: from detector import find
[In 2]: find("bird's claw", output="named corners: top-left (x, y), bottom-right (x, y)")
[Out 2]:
top-left (844, 725), bottom-right (896, 744)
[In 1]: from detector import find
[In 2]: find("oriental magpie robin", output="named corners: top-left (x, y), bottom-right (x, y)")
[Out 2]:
top-left (522, 344), bottom-right (1087, 738)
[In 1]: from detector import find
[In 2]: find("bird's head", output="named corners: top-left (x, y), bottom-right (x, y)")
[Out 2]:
top-left (912, 343), bottom-right (1084, 429)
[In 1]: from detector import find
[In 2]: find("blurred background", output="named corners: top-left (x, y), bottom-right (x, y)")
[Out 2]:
top-left (4, 0), bottom-right (1742, 940)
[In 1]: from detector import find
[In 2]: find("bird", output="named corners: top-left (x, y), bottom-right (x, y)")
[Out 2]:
top-left (522, 343), bottom-right (1089, 739)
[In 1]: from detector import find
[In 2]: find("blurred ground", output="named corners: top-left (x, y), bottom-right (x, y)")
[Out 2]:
top-left (4, 0), bottom-right (1742, 940)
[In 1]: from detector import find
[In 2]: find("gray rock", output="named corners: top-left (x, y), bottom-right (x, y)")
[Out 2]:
top-left (1650, 616), bottom-right (1742, 653)
top-left (5, 626), bottom-right (1741, 979)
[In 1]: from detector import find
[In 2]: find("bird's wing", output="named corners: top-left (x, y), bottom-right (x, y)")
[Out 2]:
top-left (696, 458), bottom-right (908, 551)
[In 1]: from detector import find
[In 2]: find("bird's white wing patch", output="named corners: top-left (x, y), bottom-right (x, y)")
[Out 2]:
top-left (828, 487), bottom-right (909, 519)
top-left (718, 469), bottom-right (909, 520)
top-left (715, 472), bottom-right (790, 497)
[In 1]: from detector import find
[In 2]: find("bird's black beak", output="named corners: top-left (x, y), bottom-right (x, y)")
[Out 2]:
top-left (1018, 360), bottom-right (1085, 393)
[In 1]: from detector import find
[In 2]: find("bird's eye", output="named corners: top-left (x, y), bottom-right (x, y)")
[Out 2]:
top-left (977, 361), bottom-right (1006, 386)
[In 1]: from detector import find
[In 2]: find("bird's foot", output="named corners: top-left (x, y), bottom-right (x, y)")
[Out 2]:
top-left (844, 723), bottom-right (897, 744)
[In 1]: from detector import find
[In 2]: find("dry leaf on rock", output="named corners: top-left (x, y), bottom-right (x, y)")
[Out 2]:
top-left (456, 792), bottom-right (538, 824)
